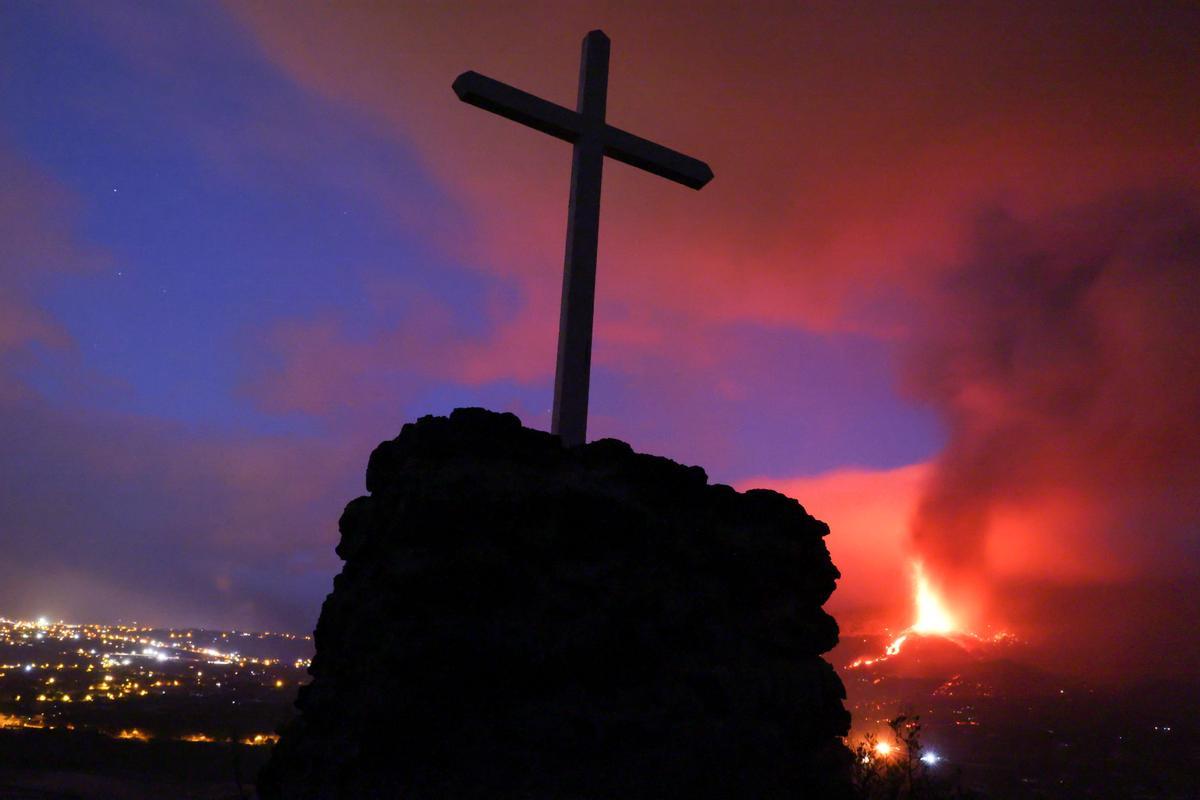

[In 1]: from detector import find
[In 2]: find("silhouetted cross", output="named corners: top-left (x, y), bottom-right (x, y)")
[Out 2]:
top-left (453, 29), bottom-right (712, 447)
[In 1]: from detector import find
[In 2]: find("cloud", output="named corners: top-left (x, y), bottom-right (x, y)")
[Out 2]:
top-left (0, 143), bottom-right (104, 355)
top-left (225, 0), bottom-right (1200, 339)
top-left (0, 389), bottom-right (360, 630)
top-left (241, 293), bottom-right (554, 417)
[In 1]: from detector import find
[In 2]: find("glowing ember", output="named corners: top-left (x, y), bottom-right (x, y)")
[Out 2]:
top-left (910, 563), bottom-right (956, 635)
top-left (116, 728), bottom-right (151, 741)
top-left (179, 733), bottom-right (215, 743)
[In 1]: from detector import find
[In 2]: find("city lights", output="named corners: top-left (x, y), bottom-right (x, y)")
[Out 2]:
top-left (0, 615), bottom-right (310, 745)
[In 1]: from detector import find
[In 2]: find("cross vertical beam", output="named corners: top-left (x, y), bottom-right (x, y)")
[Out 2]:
top-left (452, 30), bottom-right (711, 448)
top-left (552, 30), bottom-right (609, 448)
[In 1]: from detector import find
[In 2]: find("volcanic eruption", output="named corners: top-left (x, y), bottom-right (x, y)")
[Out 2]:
top-left (847, 562), bottom-right (1011, 673)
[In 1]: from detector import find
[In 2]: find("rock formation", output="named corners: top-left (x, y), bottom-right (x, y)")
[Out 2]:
top-left (258, 408), bottom-right (852, 799)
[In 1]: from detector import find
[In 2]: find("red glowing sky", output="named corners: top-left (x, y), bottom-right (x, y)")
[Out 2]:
top-left (1, 2), bottom-right (1198, 677)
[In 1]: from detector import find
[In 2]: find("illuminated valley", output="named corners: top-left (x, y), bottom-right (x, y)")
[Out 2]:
top-left (0, 615), bottom-right (310, 745)
top-left (0, 579), bottom-right (1195, 800)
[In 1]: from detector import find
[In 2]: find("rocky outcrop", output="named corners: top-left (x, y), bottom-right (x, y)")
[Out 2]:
top-left (258, 408), bottom-right (852, 799)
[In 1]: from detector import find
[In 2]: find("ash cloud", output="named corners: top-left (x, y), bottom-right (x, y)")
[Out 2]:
top-left (904, 190), bottom-right (1200, 674)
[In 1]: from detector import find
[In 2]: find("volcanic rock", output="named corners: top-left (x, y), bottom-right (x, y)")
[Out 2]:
top-left (258, 408), bottom-right (853, 799)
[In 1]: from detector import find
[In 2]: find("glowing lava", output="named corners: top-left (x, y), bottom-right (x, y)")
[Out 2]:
top-left (885, 561), bottom-right (958, 654)
top-left (846, 561), bottom-right (1008, 670)
top-left (910, 563), bottom-right (956, 635)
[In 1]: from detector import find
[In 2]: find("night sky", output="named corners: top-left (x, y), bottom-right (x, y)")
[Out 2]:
top-left (2, 2), bottom-right (1197, 679)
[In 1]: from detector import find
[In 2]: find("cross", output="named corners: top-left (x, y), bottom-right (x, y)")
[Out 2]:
top-left (453, 29), bottom-right (712, 447)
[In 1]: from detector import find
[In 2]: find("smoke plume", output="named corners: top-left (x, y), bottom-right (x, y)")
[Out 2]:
top-left (904, 190), bottom-right (1200, 673)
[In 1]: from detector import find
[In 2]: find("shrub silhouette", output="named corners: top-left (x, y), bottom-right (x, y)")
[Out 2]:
top-left (851, 715), bottom-right (980, 800)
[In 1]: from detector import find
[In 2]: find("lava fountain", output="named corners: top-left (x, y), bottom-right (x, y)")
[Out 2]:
top-left (910, 562), bottom-right (956, 636)
top-left (847, 561), bottom-right (1010, 670)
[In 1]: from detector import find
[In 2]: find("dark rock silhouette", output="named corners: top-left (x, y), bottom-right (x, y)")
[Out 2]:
top-left (258, 408), bottom-right (852, 799)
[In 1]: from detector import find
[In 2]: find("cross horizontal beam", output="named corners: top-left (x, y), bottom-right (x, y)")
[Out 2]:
top-left (453, 71), bottom-right (582, 142)
top-left (602, 124), bottom-right (713, 190)
top-left (453, 70), bottom-right (713, 190)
